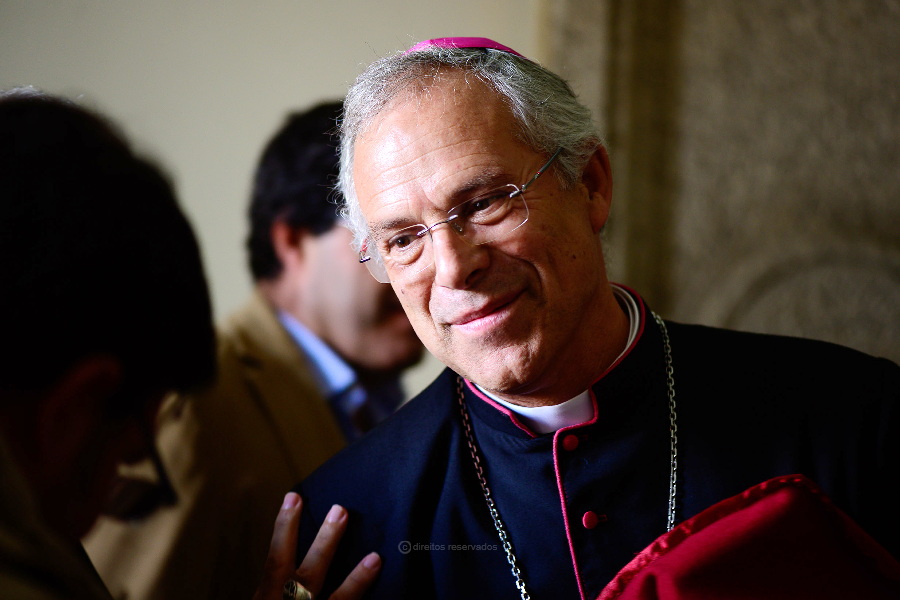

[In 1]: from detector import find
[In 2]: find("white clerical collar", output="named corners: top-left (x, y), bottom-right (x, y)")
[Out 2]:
top-left (478, 284), bottom-right (641, 434)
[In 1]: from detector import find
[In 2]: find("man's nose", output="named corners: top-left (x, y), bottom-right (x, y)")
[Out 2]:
top-left (429, 225), bottom-right (489, 289)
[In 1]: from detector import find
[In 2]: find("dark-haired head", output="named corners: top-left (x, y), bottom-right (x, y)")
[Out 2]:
top-left (0, 88), bottom-right (216, 538)
top-left (0, 88), bottom-right (215, 416)
top-left (247, 101), bottom-right (343, 281)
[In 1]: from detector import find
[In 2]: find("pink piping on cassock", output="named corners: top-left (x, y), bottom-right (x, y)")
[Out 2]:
top-left (463, 285), bottom-right (648, 598)
top-left (552, 286), bottom-right (647, 599)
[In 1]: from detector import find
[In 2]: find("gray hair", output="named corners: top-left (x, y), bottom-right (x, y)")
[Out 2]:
top-left (338, 45), bottom-right (603, 250)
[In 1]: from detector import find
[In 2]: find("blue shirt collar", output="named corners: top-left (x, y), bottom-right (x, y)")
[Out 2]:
top-left (277, 310), bottom-right (357, 397)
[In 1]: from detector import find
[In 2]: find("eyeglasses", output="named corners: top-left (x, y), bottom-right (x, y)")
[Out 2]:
top-left (359, 148), bottom-right (563, 283)
top-left (101, 420), bottom-right (177, 522)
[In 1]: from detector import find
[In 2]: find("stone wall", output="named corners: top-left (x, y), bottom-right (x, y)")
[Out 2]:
top-left (544, 0), bottom-right (899, 362)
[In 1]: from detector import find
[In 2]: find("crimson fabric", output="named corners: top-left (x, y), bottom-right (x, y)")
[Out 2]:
top-left (599, 475), bottom-right (900, 600)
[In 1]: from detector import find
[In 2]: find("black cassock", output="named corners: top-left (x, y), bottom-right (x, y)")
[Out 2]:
top-left (295, 290), bottom-right (899, 599)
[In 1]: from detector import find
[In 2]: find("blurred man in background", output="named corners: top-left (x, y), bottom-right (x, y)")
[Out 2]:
top-left (84, 101), bottom-right (423, 600)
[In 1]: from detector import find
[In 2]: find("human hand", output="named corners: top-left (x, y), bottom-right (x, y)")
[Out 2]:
top-left (254, 492), bottom-right (380, 600)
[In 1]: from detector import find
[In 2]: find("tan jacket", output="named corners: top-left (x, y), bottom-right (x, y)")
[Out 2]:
top-left (83, 292), bottom-right (346, 600)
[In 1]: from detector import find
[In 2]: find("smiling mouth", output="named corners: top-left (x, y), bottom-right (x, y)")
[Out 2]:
top-left (451, 291), bottom-right (522, 329)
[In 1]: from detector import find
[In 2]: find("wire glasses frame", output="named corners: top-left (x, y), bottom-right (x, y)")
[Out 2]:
top-left (100, 420), bottom-right (177, 521)
top-left (359, 148), bottom-right (563, 283)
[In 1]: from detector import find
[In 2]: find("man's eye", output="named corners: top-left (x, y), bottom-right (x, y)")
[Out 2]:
top-left (466, 193), bottom-right (507, 215)
top-left (387, 233), bottom-right (417, 251)
top-left (460, 190), bottom-right (515, 224)
top-left (469, 196), bottom-right (496, 212)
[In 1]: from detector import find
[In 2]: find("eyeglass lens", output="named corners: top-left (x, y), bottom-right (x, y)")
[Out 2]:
top-left (361, 148), bottom-right (562, 283)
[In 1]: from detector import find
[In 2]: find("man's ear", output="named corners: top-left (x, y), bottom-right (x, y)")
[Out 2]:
top-left (580, 145), bottom-right (614, 234)
top-left (37, 356), bottom-right (123, 473)
top-left (270, 221), bottom-right (308, 269)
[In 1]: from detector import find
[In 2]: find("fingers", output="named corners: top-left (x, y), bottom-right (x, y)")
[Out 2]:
top-left (295, 504), bottom-right (348, 594)
top-left (270, 492), bottom-right (303, 571)
top-left (257, 498), bottom-right (381, 600)
top-left (254, 492), bottom-right (302, 600)
top-left (328, 553), bottom-right (382, 600)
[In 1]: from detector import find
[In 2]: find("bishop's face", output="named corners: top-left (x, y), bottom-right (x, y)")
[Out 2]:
top-left (352, 73), bottom-right (615, 405)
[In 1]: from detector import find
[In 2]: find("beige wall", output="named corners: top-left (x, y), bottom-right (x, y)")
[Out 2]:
top-left (0, 0), bottom-right (544, 395)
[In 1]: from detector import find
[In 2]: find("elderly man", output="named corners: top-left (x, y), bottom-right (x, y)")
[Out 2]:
top-left (83, 101), bottom-right (420, 600)
top-left (293, 38), bottom-right (900, 599)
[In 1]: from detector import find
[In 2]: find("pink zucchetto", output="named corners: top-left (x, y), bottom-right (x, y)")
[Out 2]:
top-left (404, 37), bottom-right (529, 60)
